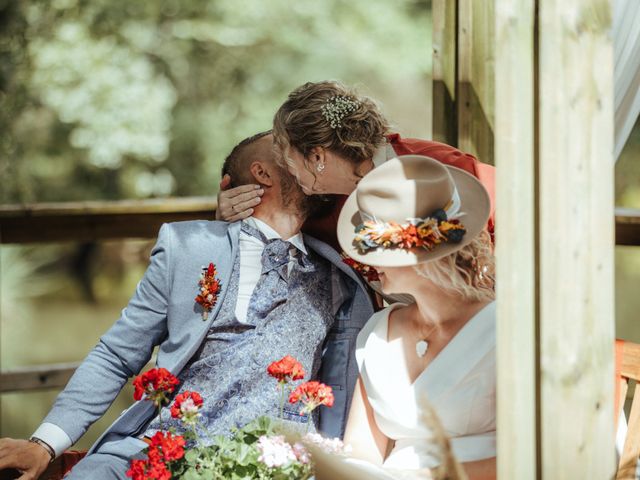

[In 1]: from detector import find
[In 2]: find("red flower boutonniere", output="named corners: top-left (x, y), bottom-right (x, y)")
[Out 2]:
top-left (195, 263), bottom-right (221, 320)
top-left (341, 253), bottom-right (380, 283)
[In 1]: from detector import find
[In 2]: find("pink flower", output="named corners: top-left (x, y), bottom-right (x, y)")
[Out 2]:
top-left (303, 432), bottom-right (350, 455)
top-left (292, 442), bottom-right (311, 464)
top-left (256, 435), bottom-right (297, 468)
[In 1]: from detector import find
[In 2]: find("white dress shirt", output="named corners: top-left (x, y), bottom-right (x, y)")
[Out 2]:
top-left (33, 216), bottom-right (340, 456)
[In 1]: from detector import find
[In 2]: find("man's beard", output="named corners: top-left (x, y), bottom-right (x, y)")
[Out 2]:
top-left (279, 169), bottom-right (337, 219)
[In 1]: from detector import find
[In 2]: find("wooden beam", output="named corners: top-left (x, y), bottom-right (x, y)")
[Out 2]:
top-left (457, 0), bottom-right (496, 165)
top-left (432, 0), bottom-right (458, 146)
top-left (615, 207), bottom-right (640, 246)
top-left (0, 197), bottom-right (217, 244)
top-left (0, 363), bottom-right (80, 393)
top-left (538, 0), bottom-right (615, 476)
top-left (495, 0), bottom-right (537, 478)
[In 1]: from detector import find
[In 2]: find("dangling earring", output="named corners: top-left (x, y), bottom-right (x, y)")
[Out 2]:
top-left (317, 163), bottom-right (325, 173)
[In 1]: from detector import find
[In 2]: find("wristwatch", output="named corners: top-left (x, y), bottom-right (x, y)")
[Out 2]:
top-left (29, 436), bottom-right (56, 463)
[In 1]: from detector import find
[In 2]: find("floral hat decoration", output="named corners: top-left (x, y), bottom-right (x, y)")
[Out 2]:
top-left (337, 155), bottom-right (490, 267)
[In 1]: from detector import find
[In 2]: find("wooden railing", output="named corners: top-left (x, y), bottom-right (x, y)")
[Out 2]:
top-left (0, 363), bottom-right (81, 394)
top-left (0, 196), bottom-right (217, 244)
top-left (0, 198), bottom-right (639, 394)
top-left (616, 207), bottom-right (640, 246)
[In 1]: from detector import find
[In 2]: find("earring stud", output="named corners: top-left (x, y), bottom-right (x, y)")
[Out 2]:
top-left (317, 163), bottom-right (325, 173)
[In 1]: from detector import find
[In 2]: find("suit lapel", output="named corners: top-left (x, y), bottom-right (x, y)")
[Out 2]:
top-left (203, 221), bottom-right (241, 324)
top-left (173, 221), bottom-right (241, 374)
top-left (304, 234), bottom-right (368, 295)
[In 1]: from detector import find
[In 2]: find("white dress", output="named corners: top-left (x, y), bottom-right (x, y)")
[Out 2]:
top-left (355, 301), bottom-right (496, 470)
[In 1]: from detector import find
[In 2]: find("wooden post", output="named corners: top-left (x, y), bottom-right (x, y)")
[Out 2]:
top-left (494, 0), bottom-right (616, 477)
top-left (494, 0), bottom-right (537, 478)
top-left (538, 0), bottom-right (615, 477)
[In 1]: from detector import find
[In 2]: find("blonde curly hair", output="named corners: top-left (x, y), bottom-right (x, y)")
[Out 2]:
top-left (414, 230), bottom-right (495, 303)
top-left (273, 81), bottom-right (390, 177)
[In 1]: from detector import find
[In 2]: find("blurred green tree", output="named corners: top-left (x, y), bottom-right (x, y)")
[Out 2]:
top-left (0, 0), bottom-right (431, 204)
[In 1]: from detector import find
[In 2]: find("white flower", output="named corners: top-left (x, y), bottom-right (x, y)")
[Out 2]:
top-left (303, 432), bottom-right (349, 455)
top-left (320, 95), bottom-right (361, 129)
top-left (257, 435), bottom-right (297, 468)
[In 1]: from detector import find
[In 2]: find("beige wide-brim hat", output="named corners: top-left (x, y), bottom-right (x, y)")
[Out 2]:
top-left (337, 155), bottom-right (490, 267)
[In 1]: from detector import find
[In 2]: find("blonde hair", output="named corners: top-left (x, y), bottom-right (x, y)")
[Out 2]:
top-left (414, 230), bottom-right (495, 303)
top-left (273, 81), bottom-right (390, 177)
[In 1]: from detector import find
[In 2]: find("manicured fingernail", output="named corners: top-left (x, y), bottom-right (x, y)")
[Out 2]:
top-left (254, 185), bottom-right (261, 189)
top-left (248, 208), bottom-right (254, 214)
top-left (257, 189), bottom-right (264, 195)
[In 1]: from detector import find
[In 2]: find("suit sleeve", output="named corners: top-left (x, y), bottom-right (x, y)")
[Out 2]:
top-left (40, 223), bottom-right (173, 445)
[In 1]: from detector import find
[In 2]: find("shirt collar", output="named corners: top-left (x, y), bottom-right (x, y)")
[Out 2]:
top-left (372, 141), bottom-right (397, 168)
top-left (243, 217), bottom-right (308, 255)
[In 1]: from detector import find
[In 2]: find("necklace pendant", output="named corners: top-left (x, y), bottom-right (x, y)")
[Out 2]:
top-left (416, 340), bottom-right (429, 358)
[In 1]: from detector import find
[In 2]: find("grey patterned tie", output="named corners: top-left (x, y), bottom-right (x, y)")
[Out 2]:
top-left (243, 223), bottom-right (293, 323)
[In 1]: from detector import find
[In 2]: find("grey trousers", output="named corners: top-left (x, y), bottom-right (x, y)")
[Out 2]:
top-left (65, 435), bottom-right (147, 480)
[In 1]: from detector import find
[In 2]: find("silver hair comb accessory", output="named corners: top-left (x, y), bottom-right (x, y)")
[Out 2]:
top-left (321, 95), bottom-right (361, 129)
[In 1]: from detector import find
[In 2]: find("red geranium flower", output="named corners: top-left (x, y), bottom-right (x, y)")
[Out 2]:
top-left (341, 254), bottom-right (380, 282)
top-left (195, 262), bottom-right (222, 320)
top-left (132, 368), bottom-right (180, 407)
top-left (170, 390), bottom-right (203, 423)
top-left (267, 355), bottom-right (306, 384)
top-left (126, 449), bottom-right (172, 480)
top-left (145, 453), bottom-right (171, 480)
top-left (289, 381), bottom-right (334, 415)
top-left (126, 459), bottom-right (146, 480)
top-left (149, 431), bottom-right (186, 462)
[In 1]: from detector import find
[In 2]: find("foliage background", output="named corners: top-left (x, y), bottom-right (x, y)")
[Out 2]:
top-left (1, 0), bottom-right (432, 204)
top-left (0, 0), bottom-right (432, 448)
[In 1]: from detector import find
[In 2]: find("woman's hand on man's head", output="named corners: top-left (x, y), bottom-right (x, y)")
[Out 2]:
top-left (215, 174), bottom-right (263, 222)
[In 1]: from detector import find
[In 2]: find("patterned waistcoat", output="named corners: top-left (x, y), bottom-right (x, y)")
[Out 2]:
top-left (143, 239), bottom-right (334, 440)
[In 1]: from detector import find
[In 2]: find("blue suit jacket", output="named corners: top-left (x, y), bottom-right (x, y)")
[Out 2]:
top-left (41, 220), bottom-right (374, 452)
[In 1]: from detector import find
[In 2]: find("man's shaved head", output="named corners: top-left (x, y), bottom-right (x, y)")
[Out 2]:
top-left (221, 130), bottom-right (337, 219)
top-left (221, 131), bottom-right (273, 188)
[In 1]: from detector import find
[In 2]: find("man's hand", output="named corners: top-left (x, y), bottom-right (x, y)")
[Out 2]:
top-left (216, 174), bottom-right (263, 222)
top-left (0, 438), bottom-right (51, 480)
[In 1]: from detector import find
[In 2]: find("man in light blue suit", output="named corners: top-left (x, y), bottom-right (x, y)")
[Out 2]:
top-left (0, 132), bottom-right (374, 479)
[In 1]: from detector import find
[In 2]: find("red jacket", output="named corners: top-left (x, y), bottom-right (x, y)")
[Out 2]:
top-left (303, 134), bottom-right (496, 250)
